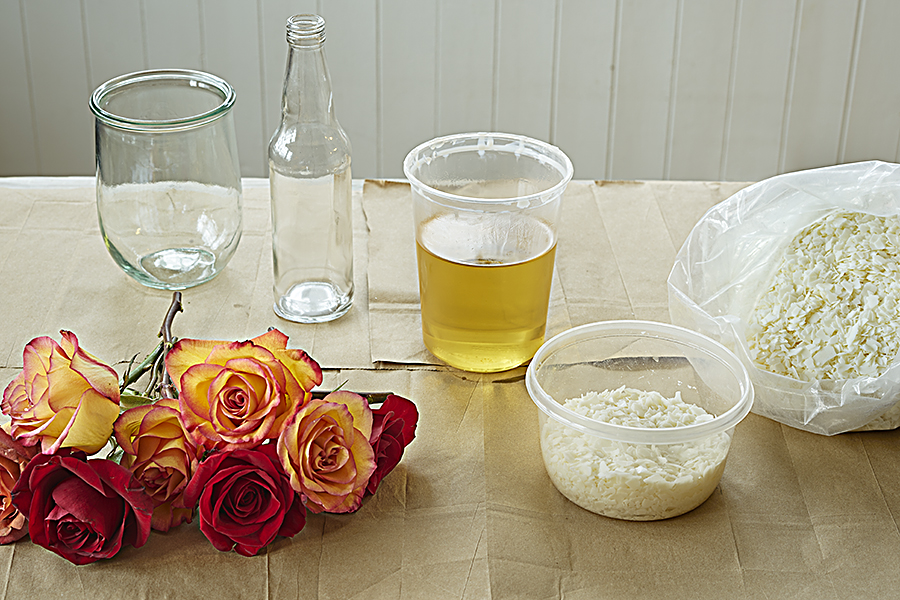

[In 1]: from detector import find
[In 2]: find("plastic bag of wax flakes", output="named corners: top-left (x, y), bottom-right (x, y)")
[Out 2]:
top-left (667, 160), bottom-right (900, 435)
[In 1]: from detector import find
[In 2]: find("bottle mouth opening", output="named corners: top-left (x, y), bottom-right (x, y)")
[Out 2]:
top-left (287, 14), bottom-right (326, 48)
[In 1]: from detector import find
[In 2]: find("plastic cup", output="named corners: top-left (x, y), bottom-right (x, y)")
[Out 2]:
top-left (403, 132), bottom-right (573, 372)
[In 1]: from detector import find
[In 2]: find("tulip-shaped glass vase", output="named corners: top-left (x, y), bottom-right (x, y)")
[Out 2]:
top-left (91, 69), bottom-right (243, 290)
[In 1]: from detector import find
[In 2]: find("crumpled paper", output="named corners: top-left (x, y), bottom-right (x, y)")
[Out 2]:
top-left (3, 177), bottom-right (899, 599)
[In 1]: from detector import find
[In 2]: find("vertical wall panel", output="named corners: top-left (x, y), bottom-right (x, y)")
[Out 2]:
top-left (83, 0), bottom-right (146, 88)
top-left (321, 1), bottom-right (378, 179)
top-left (4, 0), bottom-right (900, 181)
top-left (721, 0), bottom-right (796, 181)
top-left (0, 0), bottom-right (38, 175)
top-left (21, 0), bottom-right (93, 176)
top-left (554, 0), bottom-right (616, 179)
top-left (436, 0), bottom-right (496, 136)
top-left (842, 0), bottom-right (900, 164)
top-left (201, 0), bottom-right (266, 176)
top-left (380, 0), bottom-right (438, 178)
top-left (781, 0), bottom-right (857, 173)
top-left (143, 0), bottom-right (203, 70)
top-left (609, 0), bottom-right (677, 180)
top-left (667, 0), bottom-right (737, 181)
top-left (494, 0), bottom-right (556, 142)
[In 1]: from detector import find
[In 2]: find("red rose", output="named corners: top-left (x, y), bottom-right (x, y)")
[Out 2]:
top-left (181, 444), bottom-right (306, 556)
top-left (366, 394), bottom-right (418, 495)
top-left (11, 450), bottom-right (153, 565)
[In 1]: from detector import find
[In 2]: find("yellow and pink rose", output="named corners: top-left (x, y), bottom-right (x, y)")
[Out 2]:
top-left (114, 397), bottom-right (201, 532)
top-left (165, 329), bottom-right (322, 451)
top-left (2, 331), bottom-right (120, 454)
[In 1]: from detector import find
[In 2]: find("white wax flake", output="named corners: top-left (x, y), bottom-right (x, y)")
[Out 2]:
top-left (541, 387), bottom-right (729, 520)
top-left (747, 210), bottom-right (900, 381)
top-left (563, 386), bottom-right (714, 428)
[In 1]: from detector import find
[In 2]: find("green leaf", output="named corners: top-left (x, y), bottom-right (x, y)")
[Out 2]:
top-left (120, 393), bottom-right (155, 410)
top-left (106, 447), bottom-right (125, 464)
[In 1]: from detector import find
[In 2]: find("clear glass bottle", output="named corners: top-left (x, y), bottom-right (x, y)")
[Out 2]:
top-left (268, 14), bottom-right (353, 323)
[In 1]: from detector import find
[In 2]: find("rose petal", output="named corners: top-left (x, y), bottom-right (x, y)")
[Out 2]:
top-left (79, 459), bottom-right (153, 549)
top-left (324, 391), bottom-right (373, 439)
top-left (50, 476), bottom-right (122, 539)
top-left (251, 331), bottom-right (323, 392)
top-left (61, 331), bottom-right (121, 404)
top-left (199, 515), bottom-right (240, 553)
top-left (165, 338), bottom-right (222, 389)
top-left (4, 334), bottom-right (119, 454)
top-left (377, 395), bottom-right (419, 446)
top-left (113, 405), bottom-right (152, 455)
top-left (150, 501), bottom-right (193, 532)
top-left (277, 492), bottom-right (306, 538)
top-left (11, 451), bottom-right (152, 564)
top-left (186, 446), bottom-right (305, 555)
top-left (179, 363), bottom-right (227, 427)
top-left (279, 399), bottom-right (377, 514)
top-left (47, 389), bottom-right (120, 455)
top-left (249, 329), bottom-right (290, 351)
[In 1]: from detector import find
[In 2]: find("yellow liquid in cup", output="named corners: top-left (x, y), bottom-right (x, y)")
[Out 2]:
top-left (416, 214), bottom-right (556, 372)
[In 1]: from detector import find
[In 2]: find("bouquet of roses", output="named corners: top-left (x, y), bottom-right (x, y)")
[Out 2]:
top-left (0, 294), bottom-right (417, 565)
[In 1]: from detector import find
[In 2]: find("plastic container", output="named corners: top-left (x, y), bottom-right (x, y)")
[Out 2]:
top-left (403, 132), bottom-right (573, 372)
top-left (525, 320), bottom-right (753, 520)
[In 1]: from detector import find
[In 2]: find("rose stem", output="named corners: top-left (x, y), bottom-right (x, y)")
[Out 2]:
top-left (158, 292), bottom-right (183, 399)
top-left (119, 340), bottom-right (164, 392)
top-left (310, 390), bottom-right (394, 405)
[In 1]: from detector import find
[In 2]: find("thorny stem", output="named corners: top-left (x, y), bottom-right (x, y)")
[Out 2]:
top-left (160, 292), bottom-right (183, 343)
top-left (118, 293), bottom-right (183, 399)
top-left (158, 292), bottom-right (183, 399)
top-left (310, 390), bottom-right (394, 405)
top-left (120, 341), bottom-right (164, 392)
top-left (309, 380), bottom-right (392, 405)
top-left (144, 345), bottom-right (167, 396)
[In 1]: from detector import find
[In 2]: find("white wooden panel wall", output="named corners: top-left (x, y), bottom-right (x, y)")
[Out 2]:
top-left (2, 0), bottom-right (899, 183)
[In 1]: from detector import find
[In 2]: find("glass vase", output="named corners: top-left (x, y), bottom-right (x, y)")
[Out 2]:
top-left (90, 69), bottom-right (243, 290)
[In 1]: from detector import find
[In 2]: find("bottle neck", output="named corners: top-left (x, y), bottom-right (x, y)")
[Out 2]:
top-left (281, 14), bottom-right (334, 123)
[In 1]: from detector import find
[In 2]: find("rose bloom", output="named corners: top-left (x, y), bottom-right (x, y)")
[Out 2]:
top-left (114, 397), bottom-right (201, 532)
top-left (166, 329), bottom-right (322, 450)
top-left (366, 394), bottom-right (418, 495)
top-left (180, 444), bottom-right (306, 556)
top-left (0, 428), bottom-right (39, 544)
top-left (277, 391), bottom-right (375, 514)
top-left (2, 331), bottom-right (120, 454)
top-left (11, 450), bottom-right (153, 565)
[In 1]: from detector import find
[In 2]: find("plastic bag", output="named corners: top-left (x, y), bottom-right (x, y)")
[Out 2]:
top-left (667, 160), bottom-right (900, 435)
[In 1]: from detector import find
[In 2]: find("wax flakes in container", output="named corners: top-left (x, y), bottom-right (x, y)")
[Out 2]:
top-left (526, 321), bottom-right (753, 521)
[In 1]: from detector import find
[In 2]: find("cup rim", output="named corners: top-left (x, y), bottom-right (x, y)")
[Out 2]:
top-left (402, 132), bottom-right (574, 210)
top-left (525, 320), bottom-right (754, 444)
top-left (90, 69), bottom-right (236, 132)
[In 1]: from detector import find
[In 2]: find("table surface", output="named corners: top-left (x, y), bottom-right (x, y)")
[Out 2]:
top-left (1, 176), bottom-right (900, 600)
